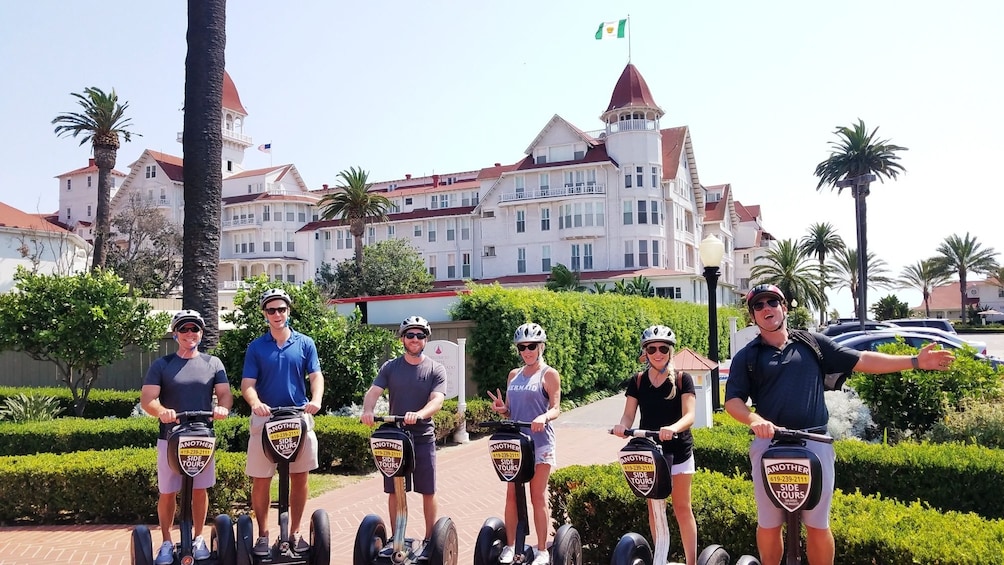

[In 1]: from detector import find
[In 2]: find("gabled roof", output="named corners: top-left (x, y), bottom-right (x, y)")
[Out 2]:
top-left (735, 201), bottom-right (761, 223)
top-left (0, 202), bottom-right (70, 232)
top-left (141, 150), bottom-right (186, 182)
top-left (917, 281), bottom-right (986, 311)
top-left (674, 348), bottom-right (718, 371)
top-left (55, 158), bottom-right (127, 179)
top-left (223, 71), bottom-right (247, 115)
top-left (661, 126), bottom-right (704, 211)
top-left (524, 114), bottom-right (598, 155)
top-left (605, 63), bottom-right (663, 116)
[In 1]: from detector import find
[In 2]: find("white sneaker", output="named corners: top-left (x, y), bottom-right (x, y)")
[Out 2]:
top-left (155, 541), bottom-right (175, 565)
top-left (499, 544), bottom-right (515, 564)
top-left (532, 549), bottom-right (549, 565)
top-left (192, 535), bottom-right (210, 560)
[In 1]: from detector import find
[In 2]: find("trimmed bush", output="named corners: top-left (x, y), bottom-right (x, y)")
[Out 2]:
top-left (0, 387), bottom-right (138, 419)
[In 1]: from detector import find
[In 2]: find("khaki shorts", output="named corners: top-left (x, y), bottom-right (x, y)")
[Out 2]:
top-left (246, 413), bottom-right (319, 478)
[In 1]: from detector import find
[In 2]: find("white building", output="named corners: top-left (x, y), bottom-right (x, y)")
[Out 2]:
top-left (0, 202), bottom-right (90, 291)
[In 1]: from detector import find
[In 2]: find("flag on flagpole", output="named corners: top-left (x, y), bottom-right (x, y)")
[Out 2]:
top-left (257, 143), bottom-right (272, 154)
top-left (595, 19), bottom-right (627, 40)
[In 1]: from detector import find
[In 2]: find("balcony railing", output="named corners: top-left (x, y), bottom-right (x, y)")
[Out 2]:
top-left (499, 183), bottom-right (604, 203)
top-left (176, 128), bottom-right (253, 145)
top-left (222, 216), bottom-right (262, 228)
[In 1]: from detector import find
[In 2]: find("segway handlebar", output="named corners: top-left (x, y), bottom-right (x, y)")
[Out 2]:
top-left (373, 415), bottom-right (431, 424)
top-left (269, 405), bottom-right (306, 415)
top-left (478, 419), bottom-right (535, 430)
top-left (755, 427), bottom-right (834, 444)
top-left (609, 428), bottom-right (661, 439)
top-left (174, 410), bottom-right (214, 422)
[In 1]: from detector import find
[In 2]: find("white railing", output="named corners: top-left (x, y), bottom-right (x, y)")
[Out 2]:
top-left (177, 129), bottom-right (254, 145)
top-left (221, 216), bottom-right (261, 228)
top-left (499, 183), bottom-right (605, 203)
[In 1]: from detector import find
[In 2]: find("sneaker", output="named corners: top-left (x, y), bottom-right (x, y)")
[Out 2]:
top-left (155, 541), bottom-right (175, 565)
top-left (418, 539), bottom-right (432, 559)
top-left (531, 549), bottom-right (550, 565)
top-left (294, 532), bottom-right (311, 553)
top-left (252, 535), bottom-right (271, 557)
top-left (499, 545), bottom-right (515, 564)
top-left (192, 536), bottom-right (210, 560)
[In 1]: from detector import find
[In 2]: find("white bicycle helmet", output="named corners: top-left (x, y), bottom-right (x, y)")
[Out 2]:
top-left (641, 325), bottom-right (676, 347)
top-left (399, 315), bottom-right (431, 337)
top-left (171, 310), bottom-right (205, 332)
top-left (513, 323), bottom-right (547, 344)
top-left (259, 288), bottom-right (293, 309)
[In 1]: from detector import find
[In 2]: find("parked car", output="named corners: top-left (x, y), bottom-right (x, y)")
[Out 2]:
top-left (819, 320), bottom-right (897, 337)
top-left (834, 327), bottom-right (988, 355)
top-left (886, 318), bottom-right (957, 334)
top-left (832, 330), bottom-right (1001, 368)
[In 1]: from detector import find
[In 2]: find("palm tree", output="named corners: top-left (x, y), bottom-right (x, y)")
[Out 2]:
top-left (899, 259), bottom-right (950, 318)
top-left (933, 233), bottom-right (999, 322)
top-left (180, 0), bottom-right (226, 349)
top-left (749, 239), bottom-right (823, 313)
top-left (545, 264), bottom-right (585, 292)
top-left (798, 222), bottom-right (845, 326)
top-left (318, 167), bottom-right (392, 270)
top-left (52, 87), bottom-right (140, 271)
top-left (814, 119), bottom-right (907, 327)
top-left (828, 248), bottom-right (894, 317)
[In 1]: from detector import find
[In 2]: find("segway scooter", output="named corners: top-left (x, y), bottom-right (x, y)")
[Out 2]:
top-left (354, 415), bottom-right (458, 565)
top-left (235, 406), bottom-right (330, 565)
top-left (749, 427), bottom-right (834, 565)
top-left (609, 428), bottom-right (730, 565)
top-left (476, 420), bottom-right (581, 565)
top-left (131, 411), bottom-right (236, 565)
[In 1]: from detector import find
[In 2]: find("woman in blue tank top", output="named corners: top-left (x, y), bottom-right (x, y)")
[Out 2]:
top-left (487, 322), bottom-right (562, 565)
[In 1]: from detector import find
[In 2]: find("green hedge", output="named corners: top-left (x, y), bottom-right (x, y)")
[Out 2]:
top-left (0, 449), bottom-right (248, 525)
top-left (550, 465), bottom-right (1004, 565)
top-left (0, 386), bottom-right (139, 419)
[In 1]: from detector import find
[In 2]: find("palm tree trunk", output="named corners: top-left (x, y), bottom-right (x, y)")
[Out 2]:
top-left (854, 187), bottom-right (868, 329)
top-left (182, 0), bottom-right (226, 349)
top-left (91, 145), bottom-right (117, 270)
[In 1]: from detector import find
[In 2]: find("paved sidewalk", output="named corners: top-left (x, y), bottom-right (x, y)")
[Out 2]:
top-left (0, 396), bottom-right (630, 565)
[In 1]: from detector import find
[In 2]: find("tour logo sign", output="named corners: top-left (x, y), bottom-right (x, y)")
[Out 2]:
top-left (618, 450), bottom-right (657, 497)
top-left (177, 435), bottom-right (216, 478)
top-left (763, 457), bottom-right (812, 512)
top-left (371, 437), bottom-right (405, 478)
top-left (265, 418), bottom-right (303, 461)
top-left (489, 438), bottom-right (523, 482)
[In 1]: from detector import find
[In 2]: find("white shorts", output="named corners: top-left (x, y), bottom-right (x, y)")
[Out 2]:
top-left (245, 413), bottom-right (319, 478)
top-left (670, 453), bottom-right (696, 475)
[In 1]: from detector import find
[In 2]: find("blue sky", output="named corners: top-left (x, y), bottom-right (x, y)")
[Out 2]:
top-left (2, 1), bottom-right (1002, 317)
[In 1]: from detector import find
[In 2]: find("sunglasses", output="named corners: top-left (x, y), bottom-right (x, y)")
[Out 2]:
top-left (752, 298), bottom-right (781, 311)
top-left (403, 332), bottom-right (427, 340)
top-left (646, 345), bottom-right (671, 355)
top-left (265, 307), bottom-right (288, 315)
top-left (516, 343), bottom-right (539, 352)
top-left (176, 326), bottom-right (201, 334)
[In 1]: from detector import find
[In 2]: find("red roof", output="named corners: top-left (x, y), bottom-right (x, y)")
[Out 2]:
top-left (146, 150), bottom-right (185, 182)
top-left (660, 127), bottom-right (687, 179)
top-left (55, 158), bottom-right (127, 179)
top-left (0, 202), bottom-right (71, 233)
top-left (606, 63), bottom-right (662, 113)
top-left (223, 71), bottom-right (248, 115)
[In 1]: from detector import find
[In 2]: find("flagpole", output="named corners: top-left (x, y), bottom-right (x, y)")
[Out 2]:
top-left (627, 14), bottom-right (632, 63)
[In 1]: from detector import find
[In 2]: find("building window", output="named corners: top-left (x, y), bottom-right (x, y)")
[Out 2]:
top-left (639, 240), bottom-right (649, 267)
top-left (428, 255), bottom-right (436, 277)
top-left (87, 176), bottom-right (92, 187)
top-left (638, 200), bottom-right (648, 224)
top-left (624, 240), bottom-right (634, 268)
top-left (427, 221), bottom-right (437, 242)
top-left (516, 210), bottom-right (525, 233)
top-left (573, 203), bottom-right (583, 227)
top-left (583, 243), bottom-right (593, 270)
top-left (652, 167), bottom-right (658, 188)
top-left (388, 225), bottom-right (396, 238)
top-left (574, 149), bottom-right (585, 160)
top-left (571, 245), bottom-right (581, 271)
top-left (461, 219), bottom-right (470, 240)
top-left (336, 231), bottom-right (344, 250)
top-left (517, 248), bottom-right (527, 273)
top-left (298, 211), bottom-right (306, 222)
top-left (145, 165), bottom-right (156, 179)
top-left (623, 201), bottom-right (633, 225)
top-left (66, 179), bottom-right (71, 191)
top-left (405, 197), bottom-right (413, 206)
top-left (66, 207), bottom-right (71, 219)
top-left (541, 245), bottom-right (551, 272)
top-left (624, 171), bottom-right (632, 188)
top-left (743, 253), bottom-right (750, 264)
top-left (652, 200), bottom-right (661, 224)
top-left (740, 277), bottom-right (750, 290)
top-left (657, 287), bottom-right (682, 299)
top-left (484, 246), bottom-right (496, 257)
top-left (431, 195), bottom-right (440, 209)
top-left (87, 205), bottom-right (92, 217)
top-left (447, 219), bottom-right (456, 241)
top-left (652, 240), bottom-right (660, 267)
top-left (462, 253), bottom-right (471, 277)
top-left (636, 166), bottom-right (644, 188)
top-left (414, 223), bottom-right (422, 237)
top-left (368, 227), bottom-right (375, 245)
top-left (539, 173), bottom-right (550, 195)
top-left (515, 176), bottom-right (525, 199)
top-left (541, 207), bottom-right (550, 231)
top-left (264, 241), bottom-right (271, 252)
top-left (263, 205), bottom-right (271, 221)
top-left (286, 239), bottom-right (295, 252)
top-left (448, 253), bottom-right (456, 279)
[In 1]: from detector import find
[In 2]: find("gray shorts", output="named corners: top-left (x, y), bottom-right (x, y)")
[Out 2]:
top-left (383, 440), bottom-right (436, 494)
top-left (246, 413), bottom-right (319, 478)
top-left (750, 437), bottom-right (835, 530)
top-left (157, 439), bottom-right (216, 494)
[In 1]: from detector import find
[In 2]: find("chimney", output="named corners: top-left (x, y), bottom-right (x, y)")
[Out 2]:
top-left (405, 174), bottom-right (412, 180)
top-left (89, 158), bottom-right (96, 167)
top-left (432, 174), bottom-right (440, 187)
top-left (322, 184), bottom-right (328, 190)
top-left (494, 162), bottom-right (501, 167)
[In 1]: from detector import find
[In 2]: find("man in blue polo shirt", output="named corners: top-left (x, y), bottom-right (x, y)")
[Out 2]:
top-left (241, 288), bottom-right (324, 556)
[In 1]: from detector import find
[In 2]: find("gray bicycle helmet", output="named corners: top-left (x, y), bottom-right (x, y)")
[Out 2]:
top-left (513, 323), bottom-right (547, 344)
top-left (400, 315), bottom-right (431, 337)
top-left (641, 325), bottom-right (676, 347)
top-left (171, 310), bottom-right (205, 332)
top-left (260, 288), bottom-right (293, 309)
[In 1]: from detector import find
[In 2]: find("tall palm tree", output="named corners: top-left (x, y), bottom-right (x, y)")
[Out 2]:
top-left (798, 222), bottom-right (845, 326)
top-left (828, 248), bottom-right (894, 317)
top-left (318, 167), bottom-right (392, 270)
top-left (899, 259), bottom-right (950, 318)
top-left (181, 0), bottom-right (226, 349)
top-left (749, 238), bottom-right (823, 313)
top-left (545, 264), bottom-right (585, 292)
top-left (52, 87), bottom-right (140, 271)
top-left (814, 119), bottom-right (907, 327)
top-left (933, 233), bottom-right (999, 322)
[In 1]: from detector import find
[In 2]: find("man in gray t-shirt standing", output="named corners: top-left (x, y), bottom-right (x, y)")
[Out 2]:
top-left (361, 315), bottom-right (447, 556)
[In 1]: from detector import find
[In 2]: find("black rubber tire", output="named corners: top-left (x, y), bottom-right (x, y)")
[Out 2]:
top-left (428, 516), bottom-right (458, 565)
top-left (610, 532), bottom-right (652, 565)
top-left (236, 514), bottom-right (255, 565)
top-left (551, 525), bottom-right (582, 565)
top-left (309, 509), bottom-right (331, 565)
top-left (131, 525), bottom-right (155, 565)
top-left (213, 514), bottom-right (237, 565)
top-left (353, 514), bottom-right (387, 565)
top-left (696, 544), bottom-right (730, 565)
top-left (474, 517), bottom-right (507, 565)
top-left (734, 556), bottom-right (762, 565)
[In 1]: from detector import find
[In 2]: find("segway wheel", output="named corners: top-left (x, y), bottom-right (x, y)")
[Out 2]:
top-left (131, 525), bottom-right (155, 565)
top-left (309, 509), bottom-right (331, 565)
top-left (213, 514), bottom-right (237, 565)
top-left (427, 516), bottom-right (458, 565)
top-left (734, 556), bottom-right (762, 565)
top-left (610, 532), bottom-right (652, 565)
top-left (474, 517), bottom-right (507, 565)
top-left (695, 544), bottom-right (730, 565)
top-left (551, 524), bottom-right (582, 565)
top-left (236, 514), bottom-right (255, 565)
top-left (353, 514), bottom-right (387, 565)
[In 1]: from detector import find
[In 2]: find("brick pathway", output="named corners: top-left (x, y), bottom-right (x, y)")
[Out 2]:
top-left (0, 397), bottom-right (629, 565)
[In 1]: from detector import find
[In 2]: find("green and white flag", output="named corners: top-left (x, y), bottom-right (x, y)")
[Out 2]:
top-left (595, 19), bottom-right (627, 40)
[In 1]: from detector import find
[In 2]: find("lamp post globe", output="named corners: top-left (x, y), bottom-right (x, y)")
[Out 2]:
top-left (699, 235), bottom-right (725, 412)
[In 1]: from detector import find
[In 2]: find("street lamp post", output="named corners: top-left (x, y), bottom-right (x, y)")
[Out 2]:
top-left (699, 234), bottom-right (725, 413)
